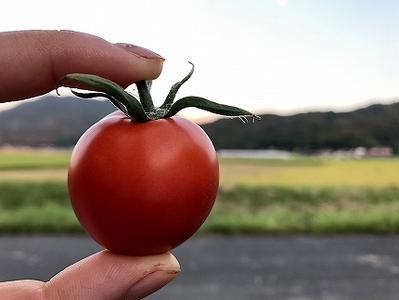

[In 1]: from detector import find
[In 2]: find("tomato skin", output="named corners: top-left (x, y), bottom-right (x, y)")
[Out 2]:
top-left (68, 111), bottom-right (219, 255)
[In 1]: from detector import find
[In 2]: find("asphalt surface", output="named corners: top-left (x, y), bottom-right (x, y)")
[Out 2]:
top-left (1, 235), bottom-right (399, 299)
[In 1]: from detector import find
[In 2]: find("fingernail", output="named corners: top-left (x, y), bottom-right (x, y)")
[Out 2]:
top-left (125, 268), bottom-right (180, 300)
top-left (115, 43), bottom-right (165, 61)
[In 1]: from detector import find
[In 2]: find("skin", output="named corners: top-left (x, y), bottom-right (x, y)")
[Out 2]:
top-left (0, 30), bottom-right (180, 300)
top-left (68, 113), bottom-right (219, 256)
top-left (0, 30), bottom-right (164, 102)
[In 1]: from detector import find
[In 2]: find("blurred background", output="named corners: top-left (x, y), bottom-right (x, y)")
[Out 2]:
top-left (1, 0), bottom-right (398, 119)
top-left (1, 1), bottom-right (399, 299)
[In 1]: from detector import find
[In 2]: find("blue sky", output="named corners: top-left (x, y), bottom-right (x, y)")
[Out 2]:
top-left (1, 0), bottom-right (398, 120)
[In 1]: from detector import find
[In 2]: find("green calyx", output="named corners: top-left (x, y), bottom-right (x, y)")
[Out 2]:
top-left (57, 62), bottom-right (260, 123)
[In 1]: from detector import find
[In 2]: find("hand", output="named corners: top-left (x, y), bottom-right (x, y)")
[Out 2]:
top-left (0, 30), bottom-right (164, 102)
top-left (0, 30), bottom-right (180, 300)
top-left (0, 251), bottom-right (180, 300)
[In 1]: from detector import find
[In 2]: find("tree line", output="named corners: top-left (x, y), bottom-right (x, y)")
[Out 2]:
top-left (200, 102), bottom-right (399, 154)
top-left (1, 95), bottom-right (399, 154)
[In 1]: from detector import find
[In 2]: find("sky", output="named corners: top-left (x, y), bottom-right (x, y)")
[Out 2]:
top-left (1, 0), bottom-right (398, 121)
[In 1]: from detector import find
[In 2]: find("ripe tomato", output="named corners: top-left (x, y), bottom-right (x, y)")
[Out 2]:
top-left (68, 111), bottom-right (219, 255)
top-left (59, 62), bottom-right (257, 255)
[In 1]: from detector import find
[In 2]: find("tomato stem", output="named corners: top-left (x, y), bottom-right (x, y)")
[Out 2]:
top-left (159, 62), bottom-right (195, 111)
top-left (57, 62), bottom-right (260, 123)
top-left (136, 80), bottom-right (154, 112)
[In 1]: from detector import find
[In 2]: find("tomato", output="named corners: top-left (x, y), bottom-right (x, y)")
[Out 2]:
top-left (68, 111), bottom-right (219, 255)
top-left (59, 62), bottom-right (257, 255)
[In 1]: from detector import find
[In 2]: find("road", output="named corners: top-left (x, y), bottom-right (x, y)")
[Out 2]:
top-left (1, 235), bottom-right (399, 299)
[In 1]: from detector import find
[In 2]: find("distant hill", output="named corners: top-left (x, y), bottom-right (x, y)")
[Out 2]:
top-left (200, 102), bottom-right (399, 154)
top-left (0, 95), bottom-right (116, 147)
top-left (1, 95), bottom-right (399, 154)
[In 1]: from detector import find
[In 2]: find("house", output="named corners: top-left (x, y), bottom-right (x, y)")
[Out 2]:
top-left (366, 147), bottom-right (393, 157)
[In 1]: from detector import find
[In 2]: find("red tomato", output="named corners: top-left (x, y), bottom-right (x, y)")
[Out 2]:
top-left (68, 111), bottom-right (219, 255)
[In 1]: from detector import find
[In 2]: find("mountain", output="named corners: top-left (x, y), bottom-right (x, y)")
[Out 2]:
top-left (1, 95), bottom-right (399, 154)
top-left (0, 95), bottom-right (116, 147)
top-left (200, 102), bottom-right (399, 154)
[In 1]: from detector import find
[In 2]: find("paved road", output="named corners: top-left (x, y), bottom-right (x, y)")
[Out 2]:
top-left (1, 235), bottom-right (399, 299)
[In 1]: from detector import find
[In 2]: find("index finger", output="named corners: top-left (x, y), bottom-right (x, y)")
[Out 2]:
top-left (0, 30), bottom-right (164, 102)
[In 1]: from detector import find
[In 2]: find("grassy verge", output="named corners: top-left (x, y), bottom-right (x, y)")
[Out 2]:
top-left (201, 185), bottom-right (399, 234)
top-left (2, 152), bottom-right (399, 234)
top-left (0, 181), bottom-right (82, 233)
top-left (1, 181), bottom-right (399, 234)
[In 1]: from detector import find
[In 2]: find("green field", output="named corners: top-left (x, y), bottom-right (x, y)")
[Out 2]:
top-left (0, 149), bottom-right (70, 170)
top-left (219, 157), bottom-right (399, 187)
top-left (1, 149), bottom-right (399, 234)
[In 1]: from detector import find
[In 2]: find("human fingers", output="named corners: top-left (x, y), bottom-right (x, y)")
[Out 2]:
top-left (0, 250), bottom-right (180, 300)
top-left (0, 30), bottom-right (164, 102)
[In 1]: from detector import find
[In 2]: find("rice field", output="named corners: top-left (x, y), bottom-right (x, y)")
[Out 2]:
top-left (1, 149), bottom-right (399, 187)
top-left (220, 157), bottom-right (399, 187)
top-left (0, 148), bottom-right (71, 170)
top-left (1, 149), bottom-right (399, 234)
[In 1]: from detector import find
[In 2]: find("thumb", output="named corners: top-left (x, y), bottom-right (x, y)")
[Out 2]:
top-left (45, 250), bottom-right (180, 300)
top-left (0, 250), bottom-right (180, 300)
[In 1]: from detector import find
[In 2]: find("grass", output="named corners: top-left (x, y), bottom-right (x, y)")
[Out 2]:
top-left (0, 181), bottom-right (82, 233)
top-left (0, 148), bottom-right (70, 170)
top-left (1, 181), bottom-right (399, 234)
top-left (201, 185), bottom-right (399, 234)
top-left (219, 157), bottom-right (399, 187)
top-left (1, 150), bottom-right (399, 234)
top-left (0, 148), bottom-right (68, 181)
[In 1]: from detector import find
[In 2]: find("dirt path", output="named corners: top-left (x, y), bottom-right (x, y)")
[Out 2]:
top-left (0, 169), bottom-right (67, 181)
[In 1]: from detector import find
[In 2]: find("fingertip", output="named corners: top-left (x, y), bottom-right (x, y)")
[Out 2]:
top-left (158, 251), bottom-right (181, 271)
top-left (114, 43), bottom-right (165, 61)
top-left (125, 253), bottom-right (181, 300)
top-left (0, 30), bottom-right (165, 102)
top-left (43, 250), bottom-right (180, 300)
top-left (51, 31), bottom-right (165, 86)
